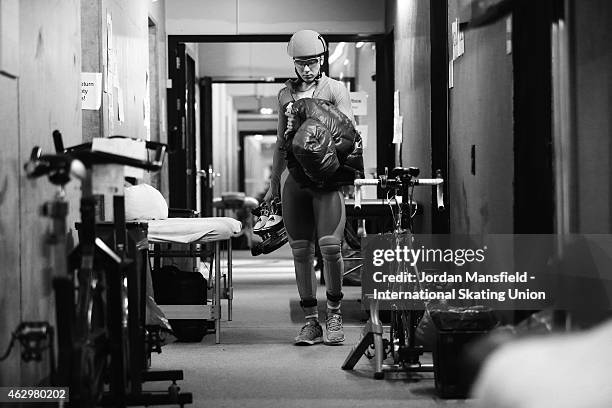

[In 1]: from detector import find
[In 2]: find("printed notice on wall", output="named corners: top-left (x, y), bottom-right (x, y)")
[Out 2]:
top-left (506, 16), bottom-right (513, 54)
top-left (350, 91), bottom-right (368, 116)
top-left (393, 90), bottom-right (400, 117)
top-left (452, 19), bottom-right (458, 60)
top-left (393, 90), bottom-right (402, 143)
top-left (392, 115), bottom-right (403, 144)
top-left (458, 25), bottom-right (465, 57)
top-left (81, 72), bottom-right (102, 110)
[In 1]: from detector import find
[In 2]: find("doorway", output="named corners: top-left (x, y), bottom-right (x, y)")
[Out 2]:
top-left (166, 41), bottom-right (198, 210)
top-left (239, 132), bottom-right (277, 201)
top-left (167, 35), bottom-right (394, 216)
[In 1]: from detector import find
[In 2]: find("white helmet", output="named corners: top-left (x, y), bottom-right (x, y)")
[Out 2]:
top-left (287, 30), bottom-right (327, 59)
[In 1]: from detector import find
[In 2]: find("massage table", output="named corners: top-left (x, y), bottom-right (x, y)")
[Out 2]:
top-left (147, 216), bottom-right (242, 344)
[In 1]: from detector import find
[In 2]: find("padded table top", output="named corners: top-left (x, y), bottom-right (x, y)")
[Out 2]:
top-left (147, 217), bottom-right (242, 244)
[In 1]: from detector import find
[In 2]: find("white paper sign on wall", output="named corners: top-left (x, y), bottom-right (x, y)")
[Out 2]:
top-left (452, 19), bottom-right (458, 60)
top-left (81, 72), bottom-right (103, 110)
top-left (350, 91), bottom-right (368, 116)
top-left (394, 90), bottom-right (400, 117)
top-left (392, 115), bottom-right (403, 144)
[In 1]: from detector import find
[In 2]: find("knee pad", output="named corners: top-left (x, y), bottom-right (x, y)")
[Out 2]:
top-left (300, 298), bottom-right (318, 308)
top-left (290, 240), bottom-right (314, 262)
top-left (318, 235), bottom-right (342, 262)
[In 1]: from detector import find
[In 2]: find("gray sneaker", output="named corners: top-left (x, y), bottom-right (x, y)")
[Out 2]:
top-left (294, 320), bottom-right (323, 345)
top-left (325, 311), bottom-right (345, 345)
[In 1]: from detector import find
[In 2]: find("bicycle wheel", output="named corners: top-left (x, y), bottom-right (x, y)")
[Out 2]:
top-left (389, 310), bottom-right (404, 364)
top-left (73, 268), bottom-right (108, 406)
top-left (392, 310), bottom-right (412, 363)
top-left (402, 310), bottom-right (426, 366)
top-left (74, 338), bottom-right (106, 406)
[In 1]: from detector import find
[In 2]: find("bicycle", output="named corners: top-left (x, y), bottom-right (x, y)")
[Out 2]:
top-left (25, 132), bottom-right (192, 407)
top-left (342, 166), bottom-right (445, 379)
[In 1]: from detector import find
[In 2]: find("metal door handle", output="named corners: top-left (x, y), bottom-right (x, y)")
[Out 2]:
top-left (196, 165), bottom-right (221, 187)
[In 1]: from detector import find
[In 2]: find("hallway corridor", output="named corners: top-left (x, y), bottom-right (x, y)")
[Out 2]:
top-left (149, 247), bottom-right (474, 407)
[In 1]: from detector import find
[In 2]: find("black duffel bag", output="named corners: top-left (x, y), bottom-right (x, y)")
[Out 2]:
top-left (151, 265), bottom-right (208, 342)
top-left (291, 118), bottom-right (340, 182)
top-left (287, 98), bottom-right (364, 186)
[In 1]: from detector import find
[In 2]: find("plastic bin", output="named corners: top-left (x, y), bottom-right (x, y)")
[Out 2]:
top-left (434, 330), bottom-right (488, 398)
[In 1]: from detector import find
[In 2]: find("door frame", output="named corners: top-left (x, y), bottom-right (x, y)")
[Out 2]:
top-left (166, 42), bottom-right (198, 210)
top-left (430, 0), bottom-right (451, 233)
top-left (168, 34), bottom-right (395, 214)
top-left (185, 53), bottom-right (197, 209)
top-left (512, 0), bottom-right (555, 233)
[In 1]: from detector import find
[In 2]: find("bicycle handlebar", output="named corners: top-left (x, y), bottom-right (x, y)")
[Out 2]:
top-left (25, 131), bottom-right (168, 185)
top-left (63, 135), bottom-right (166, 171)
top-left (353, 175), bottom-right (445, 212)
top-left (25, 147), bottom-right (86, 185)
top-left (354, 178), bottom-right (443, 187)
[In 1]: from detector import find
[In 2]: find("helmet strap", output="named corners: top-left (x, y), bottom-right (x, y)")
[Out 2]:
top-left (294, 67), bottom-right (304, 84)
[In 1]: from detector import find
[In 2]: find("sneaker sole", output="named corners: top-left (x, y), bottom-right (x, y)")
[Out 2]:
top-left (294, 337), bottom-right (323, 346)
top-left (324, 336), bottom-right (345, 345)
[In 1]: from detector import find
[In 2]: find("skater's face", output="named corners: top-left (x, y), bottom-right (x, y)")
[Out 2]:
top-left (294, 57), bottom-right (322, 83)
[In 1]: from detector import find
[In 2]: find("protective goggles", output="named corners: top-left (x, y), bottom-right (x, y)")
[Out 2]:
top-left (293, 58), bottom-right (321, 69)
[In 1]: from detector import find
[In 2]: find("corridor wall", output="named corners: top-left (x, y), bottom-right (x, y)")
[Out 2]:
top-left (0, 0), bottom-right (170, 386)
top-left (82, 0), bottom-right (169, 198)
top-left (446, 1), bottom-right (514, 235)
top-left (573, 0), bottom-right (612, 233)
top-left (0, 0), bottom-right (82, 386)
top-left (386, 0), bottom-right (513, 235)
top-left (386, 0), bottom-right (433, 232)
